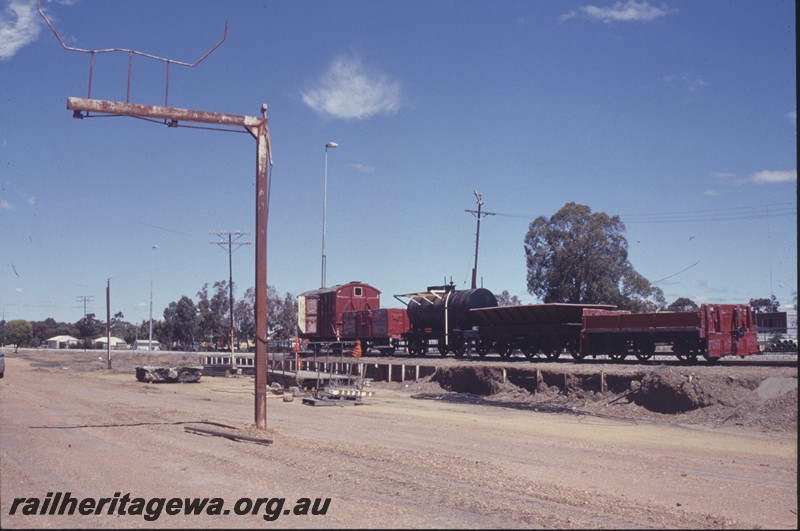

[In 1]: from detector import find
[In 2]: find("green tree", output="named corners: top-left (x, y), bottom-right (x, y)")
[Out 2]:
top-left (233, 287), bottom-right (255, 345)
top-left (6, 319), bottom-right (33, 351)
top-left (274, 292), bottom-right (298, 339)
top-left (31, 318), bottom-right (76, 347)
top-left (524, 202), bottom-right (664, 311)
top-left (163, 296), bottom-right (198, 348)
top-left (496, 290), bottom-right (522, 306)
top-left (750, 296), bottom-right (779, 312)
top-left (667, 297), bottom-right (699, 312)
top-left (75, 313), bottom-right (104, 347)
top-left (196, 281), bottom-right (231, 347)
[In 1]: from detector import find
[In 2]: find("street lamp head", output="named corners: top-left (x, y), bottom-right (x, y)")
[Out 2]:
top-left (325, 141), bottom-right (338, 149)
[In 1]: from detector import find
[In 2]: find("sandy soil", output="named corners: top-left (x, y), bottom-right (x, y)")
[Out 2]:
top-left (0, 349), bottom-right (796, 529)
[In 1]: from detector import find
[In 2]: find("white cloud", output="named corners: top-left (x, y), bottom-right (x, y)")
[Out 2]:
top-left (0, 0), bottom-right (42, 60)
top-left (749, 170), bottom-right (797, 185)
top-left (349, 163), bottom-right (376, 174)
top-left (662, 72), bottom-right (708, 95)
top-left (788, 111), bottom-right (796, 126)
top-left (711, 171), bottom-right (744, 186)
top-left (0, 199), bottom-right (14, 209)
top-left (711, 169), bottom-right (797, 186)
top-left (302, 54), bottom-right (401, 120)
top-left (561, 0), bottom-right (669, 24)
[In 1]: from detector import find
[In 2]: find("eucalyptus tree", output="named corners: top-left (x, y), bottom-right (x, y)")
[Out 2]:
top-left (524, 202), bottom-right (664, 311)
top-left (163, 296), bottom-right (199, 348)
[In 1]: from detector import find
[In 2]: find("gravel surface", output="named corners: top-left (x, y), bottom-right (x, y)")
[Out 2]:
top-left (1, 348), bottom-right (796, 529)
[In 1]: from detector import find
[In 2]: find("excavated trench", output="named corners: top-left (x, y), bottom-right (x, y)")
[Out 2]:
top-left (427, 365), bottom-right (766, 414)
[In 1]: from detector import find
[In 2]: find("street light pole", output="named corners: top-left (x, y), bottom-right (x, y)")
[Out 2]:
top-left (149, 245), bottom-right (158, 350)
top-left (321, 141), bottom-right (338, 288)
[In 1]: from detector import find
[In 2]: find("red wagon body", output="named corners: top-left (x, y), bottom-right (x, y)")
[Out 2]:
top-left (297, 281), bottom-right (381, 342)
top-left (581, 304), bottom-right (759, 360)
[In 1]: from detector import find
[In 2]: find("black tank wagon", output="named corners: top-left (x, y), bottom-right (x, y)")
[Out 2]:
top-left (395, 283), bottom-right (497, 357)
top-left (470, 303), bottom-right (617, 359)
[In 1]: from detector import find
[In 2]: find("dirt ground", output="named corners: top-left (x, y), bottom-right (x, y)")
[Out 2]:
top-left (0, 348), bottom-right (797, 529)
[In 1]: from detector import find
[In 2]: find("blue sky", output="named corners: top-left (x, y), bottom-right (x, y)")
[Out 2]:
top-left (1, 0), bottom-right (796, 325)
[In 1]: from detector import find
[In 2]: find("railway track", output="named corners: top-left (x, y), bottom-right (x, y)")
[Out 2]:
top-left (349, 349), bottom-right (798, 368)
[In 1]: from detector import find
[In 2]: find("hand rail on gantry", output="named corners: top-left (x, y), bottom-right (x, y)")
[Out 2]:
top-left (37, 0), bottom-right (228, 105)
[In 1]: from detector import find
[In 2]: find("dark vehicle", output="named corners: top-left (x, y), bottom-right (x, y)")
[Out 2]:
top-left (0, 351), bottom-right (5, 378)
top-left (470, 303), bottom-right (617, 359)
top-left (395, 283), bottom-right (497, 357)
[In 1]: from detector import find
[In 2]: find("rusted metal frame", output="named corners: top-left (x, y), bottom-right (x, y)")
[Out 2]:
top-left (67, 98), bottom-right (264, 128)
top-left (88, 52), bottom-right (95, 99)
top-left (127, 51), bottom-right (133, 103)
top-left (247, 114), bottom-right (271, 430)
top-left (37, 0), bottom-right (228, 66)
top-left (38, 0), bottom-right (228, 104)
top-left (66, 96), bottom-right (272, 430)
top-left (165, 61), bottom-right (171, 107)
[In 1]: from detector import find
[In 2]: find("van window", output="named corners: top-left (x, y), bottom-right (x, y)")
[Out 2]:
top-left (354, 287), bottom-right (363, 297)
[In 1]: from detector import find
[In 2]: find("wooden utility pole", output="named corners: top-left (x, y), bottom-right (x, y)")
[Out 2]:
top-left (106, 279), bottom-right (111, 370)
top-left (465, 191), bottom-right (495, 289)
top-left (210, 230), bottom-right (251, 371)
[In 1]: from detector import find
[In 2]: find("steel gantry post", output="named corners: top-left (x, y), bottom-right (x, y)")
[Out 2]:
top-left (67, 97), bottom-right (273, 430)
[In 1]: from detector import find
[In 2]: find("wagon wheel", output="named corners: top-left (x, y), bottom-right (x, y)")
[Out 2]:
top-left (541, 338), bottom-right (559, 361)
top-left (451, 337), bottom-right (467, 358)
top-left (436, 335), bottom-right (449, 356)
top-left (476, 340), bottom-right (491, 358)
top-left (495, 340), bottom-right (511, 358)
top-left (609, 352), bottom-right (627, 361)
top-left (570, 351), bottom-right (586, 360)
top-left (634, 339), bottom-right (655, 361)
top-left (379, 346), bottom-right (396, 356)
top-left (562, 338), bottom-right (581, 360)
top-left (673, 340), bottom-right (692, 362)
top-left (702, 354), bottom-right (720, 363)
top-left (521, 338), bottom-right (541, 360)
top-left (409, 339), bottom-right (425, 357)
top-left (522, 345), bottom-right (539, 360)
top-left (544, 349), bottom-right (560, 360)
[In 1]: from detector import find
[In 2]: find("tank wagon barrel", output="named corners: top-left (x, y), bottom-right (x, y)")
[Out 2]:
top-left (395, 284), bottom-right (497, 357)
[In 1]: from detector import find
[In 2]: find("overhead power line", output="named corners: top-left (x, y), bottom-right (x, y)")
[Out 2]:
top-left (492, 202), bottom-right (796, 224)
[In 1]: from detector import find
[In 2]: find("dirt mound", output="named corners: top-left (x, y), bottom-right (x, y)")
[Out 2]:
top-left (426, 365), bottom-right (797, 431)
top-left (633, 371), bottom-right (711, 413)
top-left (431, 365), bottom-right (506, 395)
